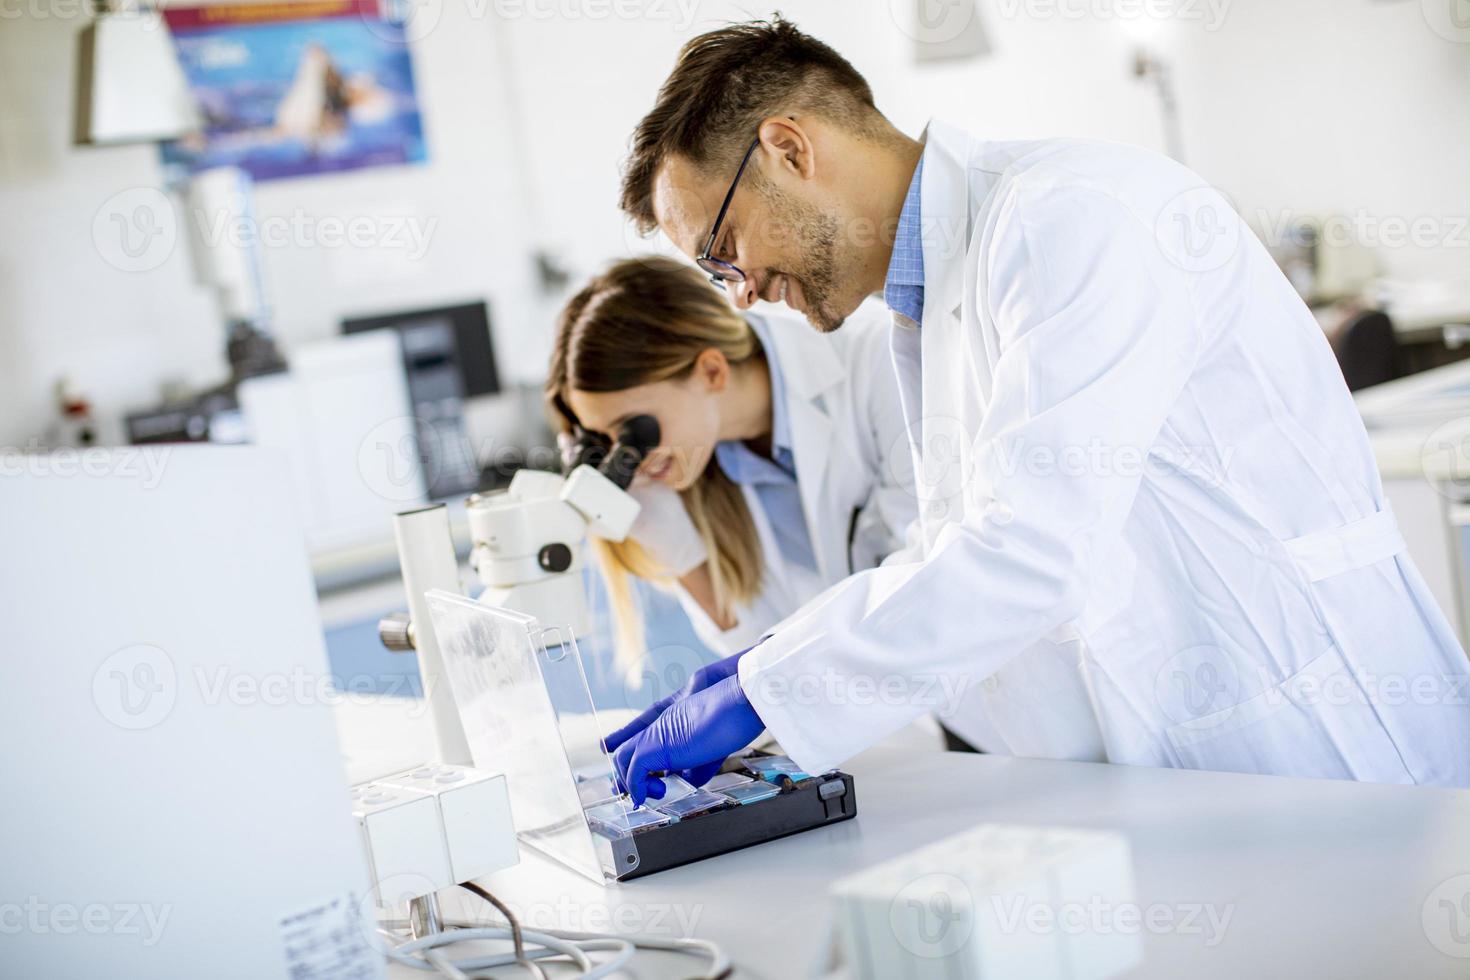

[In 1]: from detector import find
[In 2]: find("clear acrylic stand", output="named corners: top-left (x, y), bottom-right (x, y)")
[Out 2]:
top-left (424, 590), bottom-right (641, 882)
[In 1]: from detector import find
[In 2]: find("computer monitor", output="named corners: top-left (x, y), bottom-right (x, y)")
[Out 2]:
top-left (341, 300), bottom-right (500, 399)
top-left (0, 446), bottom-right (384, 979)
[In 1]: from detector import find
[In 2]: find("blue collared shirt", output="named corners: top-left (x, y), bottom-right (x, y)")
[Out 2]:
top-left (883, 154), bottom-right (926, 326)
top-left (713, 315), bottom-right (819, 577)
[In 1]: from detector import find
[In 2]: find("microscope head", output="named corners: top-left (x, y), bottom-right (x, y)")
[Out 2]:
top-left (559, 414), bottom-right (659, 541)
top-left (565, 414), bottom-right (660, 490)
top-left (467, 413), bottom-right (660, 595)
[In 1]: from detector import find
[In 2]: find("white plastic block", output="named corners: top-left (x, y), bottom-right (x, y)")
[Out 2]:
top-left (830, 824), bottom-right (1141, 980)
top-left (350, 783), bottom-right (454, 906)
top-left (379, 764), bottom-right (519, 882)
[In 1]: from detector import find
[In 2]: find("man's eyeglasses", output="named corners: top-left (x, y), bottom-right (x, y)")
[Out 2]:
top-left (695, 136), bottom-right (761, 288)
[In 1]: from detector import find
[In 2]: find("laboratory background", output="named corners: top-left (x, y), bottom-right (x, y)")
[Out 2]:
top-left (6, 0), bottom-right (1470, 977)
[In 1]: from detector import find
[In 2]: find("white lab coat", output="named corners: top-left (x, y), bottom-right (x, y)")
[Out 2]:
top-left (672, 303), bottom-right (917, 655)
top-left (737, 120), bottom-right (1470, 786)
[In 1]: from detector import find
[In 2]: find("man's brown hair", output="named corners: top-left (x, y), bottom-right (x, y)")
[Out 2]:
top-left (620, 16), bottom-right (883, 235)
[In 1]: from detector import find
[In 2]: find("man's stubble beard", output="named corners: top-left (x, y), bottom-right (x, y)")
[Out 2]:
top-left (757, 178), bottom-right (859, 334)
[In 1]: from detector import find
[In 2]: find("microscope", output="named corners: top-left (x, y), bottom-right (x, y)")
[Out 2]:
top-left (464, 414), bottom-right (659, 637)
top-left (378, 415), bottom-right (661, 762)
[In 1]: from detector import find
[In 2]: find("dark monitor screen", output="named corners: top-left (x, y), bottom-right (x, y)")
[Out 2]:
top-left (341, 301), bottom-right (500, 397)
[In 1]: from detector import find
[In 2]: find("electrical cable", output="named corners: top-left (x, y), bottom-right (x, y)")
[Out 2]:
top-left (376, 886), bottom-right (732, 979)
top-left (424, 948), bottom-right (470, 980)
top-left (548, 928), bottom-right (733, 979)
top-left (376, 925), bottom-right (589, 973)
top-left (458, 881), bottom-right (545, 980)
top-left (385, 927), bottom-right (625, 976)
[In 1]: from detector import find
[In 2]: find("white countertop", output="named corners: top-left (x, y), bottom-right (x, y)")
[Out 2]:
top-left (335, 699), bottom-right (1470, 979)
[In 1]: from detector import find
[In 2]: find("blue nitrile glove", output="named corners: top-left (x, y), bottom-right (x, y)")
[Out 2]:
top-left (613, 675), bottom-right (766, 807)
top-left (603, 645), bottom-right (754, 755)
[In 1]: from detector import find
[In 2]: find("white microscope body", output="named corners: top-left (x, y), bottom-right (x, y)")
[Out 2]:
top-left (466, 464), bottom-right (640, 637)
top-left (382, 416), bottom-right (657, 770)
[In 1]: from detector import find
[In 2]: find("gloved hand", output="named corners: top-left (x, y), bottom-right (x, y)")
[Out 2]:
top-left (603, 645), bottom-right (751, 754)
top-left (625, 476), bottom-right (708, 577)
top-left (612, 675), bottom-right (766, 806)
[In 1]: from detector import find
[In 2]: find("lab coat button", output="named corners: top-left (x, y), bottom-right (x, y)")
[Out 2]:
top-left (984, 675), bottom-right (1001, 692)
top-left (928, 501), bottom-right (948, 519)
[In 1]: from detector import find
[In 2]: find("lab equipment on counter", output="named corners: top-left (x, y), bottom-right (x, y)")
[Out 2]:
top-left (379, 413), bottom-right (655, 660)
top-left (364, 763), bottom-right (732, 979)
top-left (238, 330), bottom-right (427, 556)
top-left (831, 824), bottom-right (1140, 980)
top-left (345, 311), bottom-right (482, 500)
top-left (185, 167), bottom-right (288, 380)
top-left (717, 779), bottom-right (781, 805)
top-left (465, 415), bottom-right (657, 635)
top-left (375, 415), bottom-right (654, 774)
top-left (343, 300), bottom-right (500, 399)
top-left (351, 764), bottom-right (517, 919)
top-left (2, 446), bottom-right (384, 979)
top-left (390, 502), bottom-right (472, 765)
top-left (742, 752), bottom-right (813, 783)
top-left (46, 376), bottom-right (98, 447)
top-left (122, 168), bottom-right (285, 450)
top-left (125, 385), bottom-right (246, 445)
top-left (424, 591), bottom-right (858, 883)
top-left (651, 789), bottom-right (733, 820)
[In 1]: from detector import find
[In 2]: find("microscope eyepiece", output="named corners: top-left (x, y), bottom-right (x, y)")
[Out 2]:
top-left (565, 426), bottom-right (611, 473)
top-left (598, 414), bottom-right (660, 489)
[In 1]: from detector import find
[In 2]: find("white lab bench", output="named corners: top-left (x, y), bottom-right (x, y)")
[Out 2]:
top-left (335, 699), bottom-right (1470, 979)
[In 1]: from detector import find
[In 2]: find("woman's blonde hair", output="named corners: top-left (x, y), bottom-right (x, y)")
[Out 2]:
top-left (546, 256), bottom-right (765, 666)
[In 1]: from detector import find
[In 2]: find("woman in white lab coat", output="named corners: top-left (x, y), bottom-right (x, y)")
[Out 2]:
top-left (545, 256), bottom-right (915, 666)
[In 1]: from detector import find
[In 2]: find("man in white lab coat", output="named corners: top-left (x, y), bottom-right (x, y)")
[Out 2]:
top-left (604, 17), bottom-right (1470, 802)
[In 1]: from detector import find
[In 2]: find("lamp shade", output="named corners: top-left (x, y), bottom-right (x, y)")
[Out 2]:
top-left (74, 11), bottom-right (202, 145)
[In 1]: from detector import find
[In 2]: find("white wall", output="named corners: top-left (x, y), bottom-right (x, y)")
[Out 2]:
top-left (502, 0), bottom-right (1470, 283)
top-left (1173, 0), bottom-right (1470, 283)
top-left (3, 0), bottom-right (1469, 450)
top-left (0, 1), bottom-right (542, 450)
top-left (498, 0), bottom-right (1173, 276)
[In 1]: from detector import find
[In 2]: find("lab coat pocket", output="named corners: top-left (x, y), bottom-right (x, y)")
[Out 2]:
top-left (1164, 644), bottom-right (1413, 785)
